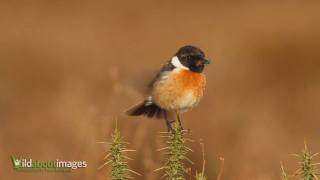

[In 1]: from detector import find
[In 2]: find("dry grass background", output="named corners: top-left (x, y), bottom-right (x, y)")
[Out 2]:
top-left (1, 0), bottom-right (320, 179)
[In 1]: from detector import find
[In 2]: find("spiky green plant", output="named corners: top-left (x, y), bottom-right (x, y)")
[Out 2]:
top-left (281, 141), bottom-right (319, 180)
top-left (295, 142), bottom-right (319, 180)
top-left (155, 113), bottom-right (193, 180)
top-left (99, 126), bottom-right (140, 180)
top-left (165, 120), bottom-right (188, 180)
top-left (195, 172), bottom-right (207, 180)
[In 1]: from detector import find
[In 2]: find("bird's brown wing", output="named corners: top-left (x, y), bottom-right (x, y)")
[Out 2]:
top-left (148, 62), bottom-right (175, 90)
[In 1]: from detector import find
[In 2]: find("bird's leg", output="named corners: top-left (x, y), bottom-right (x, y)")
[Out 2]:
top-left (163, 110), bottom-right (173, 132)
top-left (175, 110), bottom-right (183, 130)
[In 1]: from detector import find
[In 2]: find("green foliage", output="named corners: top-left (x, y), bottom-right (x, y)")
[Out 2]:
top-left (281, 141), bottom-right (319, 180)
top-left (164, 121), bottom-right (188, 180)
top-left (100, 126), bottom-right (140, 180)
top-left (154, 113), bottom-right (194, 180)
top-left (195, 172), bottom-right (207, 180)
top-left (154, 113), bottom-right (211, 180)
top-left (109, 128), bottom-right (128, 180)
top-left (296, 142), bottom-right (319, 180)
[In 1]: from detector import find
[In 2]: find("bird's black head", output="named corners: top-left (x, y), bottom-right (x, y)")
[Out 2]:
top-left (173, 45), bottom-right (210, 73)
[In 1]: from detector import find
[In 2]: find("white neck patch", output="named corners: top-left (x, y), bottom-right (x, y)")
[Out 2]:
top-left (171, 56), bottom-right (189, 70)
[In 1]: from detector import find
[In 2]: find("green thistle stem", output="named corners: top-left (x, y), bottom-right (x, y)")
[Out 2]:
top-left (281, 141), bottom-right (319, 180)
top-left (165, 116), bottom-right (187, 180)
top-left (110, 128), bottom-right (128, 180)
top-left (102, 125), bottom-right (141, 179)
top-left (300, 142), bottom-right (318, 180)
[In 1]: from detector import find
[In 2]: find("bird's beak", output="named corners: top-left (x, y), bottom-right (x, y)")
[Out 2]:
top-left (203, 58), bottom-right (211, 65)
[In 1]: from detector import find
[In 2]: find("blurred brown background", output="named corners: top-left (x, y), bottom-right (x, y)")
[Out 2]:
top-left (1, 0), bottom-right (320, 179)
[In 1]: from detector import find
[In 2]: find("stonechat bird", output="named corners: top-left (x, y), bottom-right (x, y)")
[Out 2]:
top-left (126, 45), bottom-right (210, 131)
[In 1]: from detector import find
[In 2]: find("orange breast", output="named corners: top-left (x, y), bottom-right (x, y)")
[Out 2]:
top-left (152, 69), bottom-right (206, 111)
top-left (176, 69), bottom-right (206, 92)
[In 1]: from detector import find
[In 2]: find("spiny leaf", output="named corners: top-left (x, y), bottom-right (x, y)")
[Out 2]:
top-left (158, 115), bottom-right (189, 180)
top-left (101, 125), bottom-right (140, 180)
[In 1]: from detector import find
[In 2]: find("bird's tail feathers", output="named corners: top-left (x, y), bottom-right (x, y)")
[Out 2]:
top-left (125, 100), bottom-right (163, 118)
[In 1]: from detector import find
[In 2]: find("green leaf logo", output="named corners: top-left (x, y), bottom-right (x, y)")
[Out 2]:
top-left (11, 156), bottom-right (21, 169)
